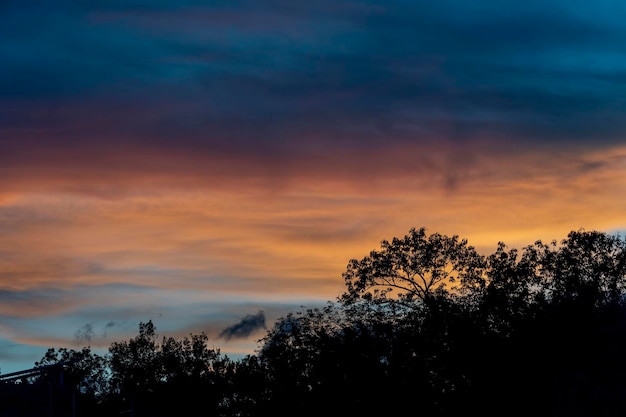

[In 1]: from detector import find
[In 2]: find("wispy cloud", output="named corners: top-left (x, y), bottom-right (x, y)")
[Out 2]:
top-left (73, 323), bottom-right (95, 344)
top-left (219, 311), bottom-right (267, 341)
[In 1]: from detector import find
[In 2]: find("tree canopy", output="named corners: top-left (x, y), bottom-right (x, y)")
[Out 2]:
top-left (3, 227), bottom-right (626, 417)
top-left (341, 227), bottom-right (486, 304)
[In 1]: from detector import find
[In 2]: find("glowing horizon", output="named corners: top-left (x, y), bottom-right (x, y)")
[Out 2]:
top-left (2, 0), bottom-right (626, 373)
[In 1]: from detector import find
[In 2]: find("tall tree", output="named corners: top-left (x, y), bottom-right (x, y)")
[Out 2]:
top-left (341, 227), bottom-right (486, 305)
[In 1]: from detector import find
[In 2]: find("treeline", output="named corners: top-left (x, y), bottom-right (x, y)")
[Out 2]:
top-left (3, 227), bottom-right (626, 416)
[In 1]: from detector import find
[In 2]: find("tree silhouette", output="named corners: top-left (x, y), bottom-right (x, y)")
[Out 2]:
top-left (341, 227), bottom-right (486, 305)
top-left (108, 320), bottom-right (236, 416)
top-left (261, 227), bottom-right (626, 417)
top-left (35, 346), bottom-right (110, 405)
top-left (9, 227), bottom-right (626, 416)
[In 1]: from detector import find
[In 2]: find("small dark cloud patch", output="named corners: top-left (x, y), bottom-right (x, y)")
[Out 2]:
top-left (102, 320), bottom-right (118, 338)
top-left (219, 311), bottom-right (266, 341)
top-left (73, 323), bottom-right (94, 344)
top-left (577, 160), bottom-right (606, 173)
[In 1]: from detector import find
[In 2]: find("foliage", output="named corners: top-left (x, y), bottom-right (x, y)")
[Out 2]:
top-left (35, 346), bottom-right (110, 398)
top-left (7, 227), bottom-right (626, 416)
top-left (341, 227), bottom-right (486, 305)
top-left (259, 227), bottom-right (626, 416)
top-left (108, 320), bottom-right (236, 416)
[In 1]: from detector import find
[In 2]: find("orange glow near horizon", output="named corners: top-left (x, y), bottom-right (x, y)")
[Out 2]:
top-left (2, 143), bottom-right (625, 290)
top-left (0, 140), bottom-right (625, 373)
top-left (4, 0), bottom-right (626, 378)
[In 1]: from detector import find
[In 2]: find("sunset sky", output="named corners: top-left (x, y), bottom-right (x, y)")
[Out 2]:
top-left (1, 0), bottom-right (626, 373)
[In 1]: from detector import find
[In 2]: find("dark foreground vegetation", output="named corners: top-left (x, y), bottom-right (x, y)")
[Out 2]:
top-left (2, 227), bottom-right (626, 416)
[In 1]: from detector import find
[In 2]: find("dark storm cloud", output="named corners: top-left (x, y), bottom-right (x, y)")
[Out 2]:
top-left (219, 311), bottom-right (266, 341)
top-left (2, 0), bottom-right (625, 161)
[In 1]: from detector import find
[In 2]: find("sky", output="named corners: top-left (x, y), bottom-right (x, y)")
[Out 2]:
top-left (1, 0), bottom-right (626, 373)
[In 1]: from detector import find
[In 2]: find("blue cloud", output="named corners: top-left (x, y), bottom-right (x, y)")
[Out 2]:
top-left (2, 0), bottom-right (625, 150)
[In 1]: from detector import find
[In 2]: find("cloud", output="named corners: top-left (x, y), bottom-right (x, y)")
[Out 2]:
top-left (102, 321), bottom-right (118, 338)
top-left (2, 0), bottom-right (626, 161)
top-left (73, 323), bottom-right (95, 344)
top-left (0, 287), bottom-right (79, 318)
top-left (1, 0), bottom-right (626, 377)
top-left (219, 311), bottom-right (267, 341)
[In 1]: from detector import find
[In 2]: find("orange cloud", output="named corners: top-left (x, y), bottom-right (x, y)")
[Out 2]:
top-left (1, 141), bottom-right (625, 371)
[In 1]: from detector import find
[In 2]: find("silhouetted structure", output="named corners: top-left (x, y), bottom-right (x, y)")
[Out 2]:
top-left (0, 361), bottom-right (77, 417)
